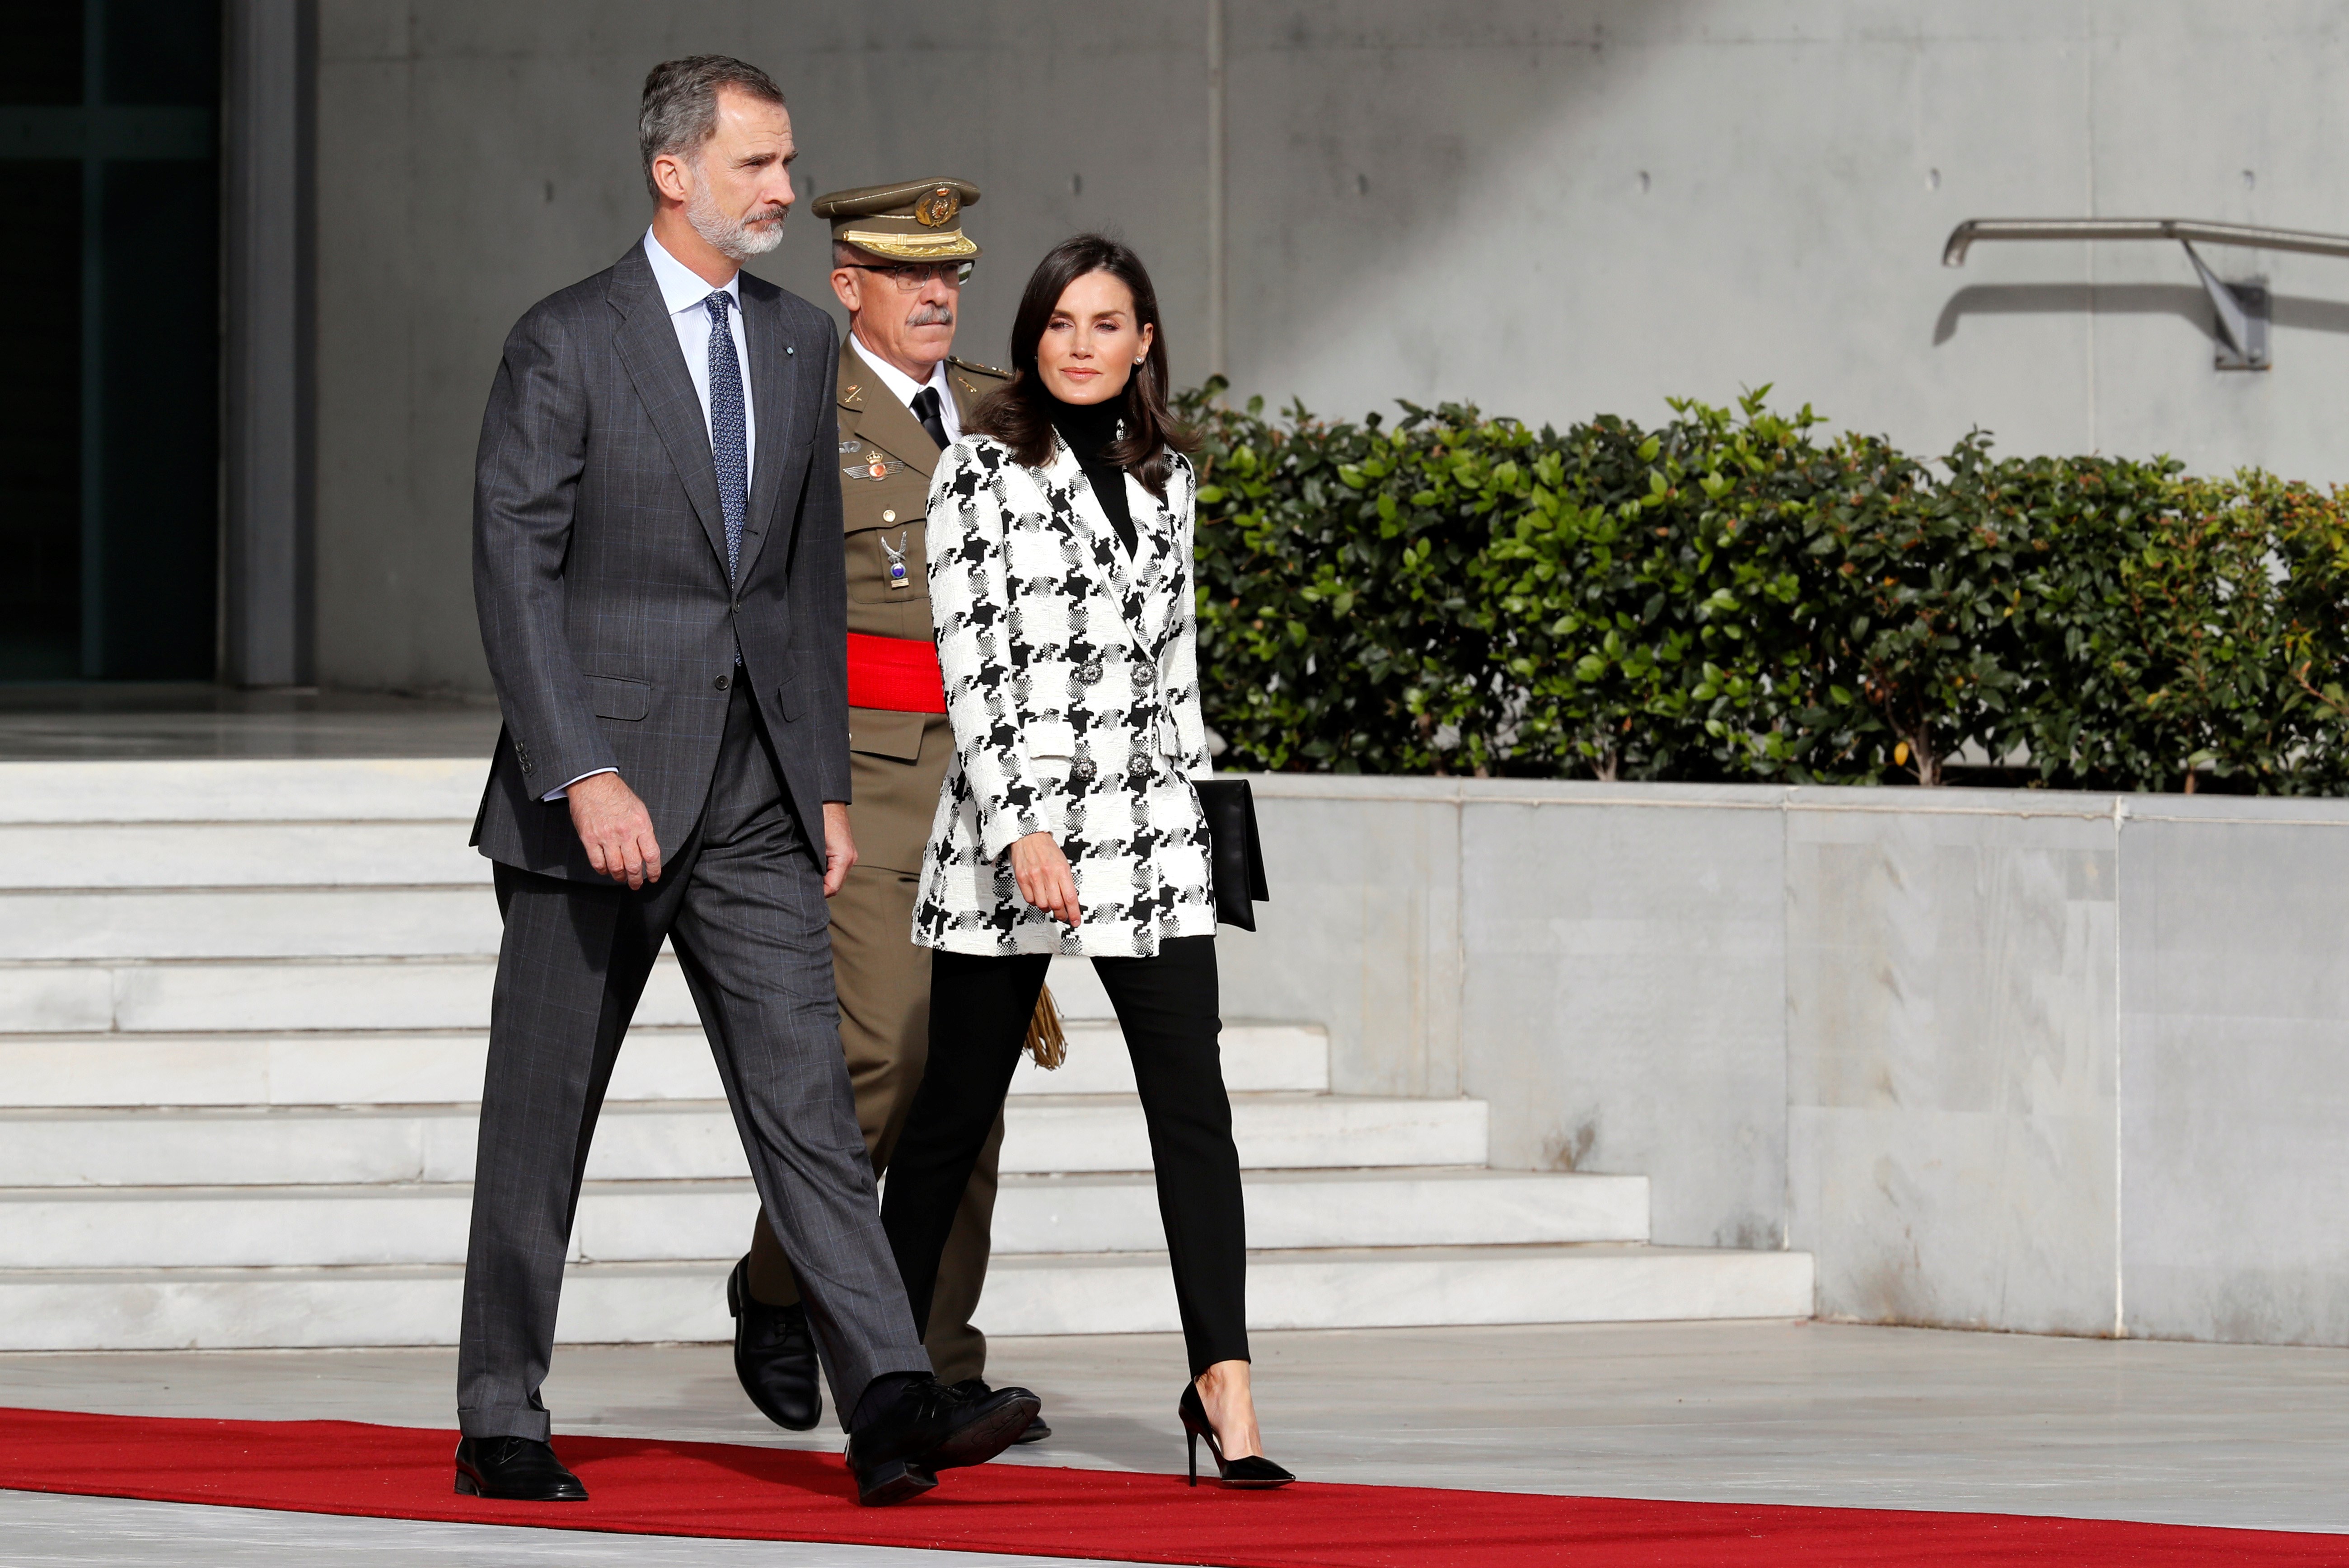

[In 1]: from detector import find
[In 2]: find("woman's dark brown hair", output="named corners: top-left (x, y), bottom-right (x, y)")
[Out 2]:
top-left (970, 233), bottom-right (1196, 496)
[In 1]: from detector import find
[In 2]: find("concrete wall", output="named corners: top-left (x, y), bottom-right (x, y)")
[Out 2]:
top-left (314, 0), bottom-right (2349, 694)
top-left (314, 3), bottom-right (1213, 693)
top-left (1110, 776), bottom-right (2349, 1349)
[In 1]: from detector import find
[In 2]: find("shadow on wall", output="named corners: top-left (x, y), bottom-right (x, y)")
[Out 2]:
top-left (1933, 283), bottom-right (2349, 349)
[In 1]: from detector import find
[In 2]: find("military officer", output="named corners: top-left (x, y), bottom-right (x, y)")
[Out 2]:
top-left (725, 177), bottom-right (1043, 1441)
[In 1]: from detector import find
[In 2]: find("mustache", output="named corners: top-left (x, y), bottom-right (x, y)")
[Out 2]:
top-left (907, 303), bottom-right (955, 328)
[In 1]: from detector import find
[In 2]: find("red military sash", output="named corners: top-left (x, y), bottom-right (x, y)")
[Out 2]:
top-left (845, 632), bottom-right (947, 714)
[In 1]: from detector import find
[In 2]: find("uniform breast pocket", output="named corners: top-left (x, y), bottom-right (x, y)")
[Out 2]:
top-left (846, 517), bottom-right (930, 604)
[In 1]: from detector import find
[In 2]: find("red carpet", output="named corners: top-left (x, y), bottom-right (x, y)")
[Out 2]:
top-left (2, 1406), bottom-right (2343, 1566)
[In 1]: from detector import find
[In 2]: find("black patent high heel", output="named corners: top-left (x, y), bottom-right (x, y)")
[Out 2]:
top-left (1179, 1380), bottom-right (1295, 1489)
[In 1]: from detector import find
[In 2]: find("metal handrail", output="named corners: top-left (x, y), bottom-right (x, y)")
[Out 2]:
top-left (1937, 217), bottom-right (2349, 370)
top-left (1943, 217), bottom-right (2349, 268)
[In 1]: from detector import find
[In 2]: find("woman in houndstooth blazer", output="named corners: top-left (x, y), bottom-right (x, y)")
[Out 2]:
top-left (882, 236), bottom-right (1292, 1489)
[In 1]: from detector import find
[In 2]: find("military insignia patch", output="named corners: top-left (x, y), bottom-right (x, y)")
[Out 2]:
top-left (840, 439), bottom-right (861, 454)
top-left (844, 457), bottom-right (908, 481)
top-left (915, 185), bottom-right (960, 228)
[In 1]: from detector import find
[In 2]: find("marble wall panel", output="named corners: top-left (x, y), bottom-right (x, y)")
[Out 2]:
top-left (1047, 778), bottom-right (2349, 1348)
top-left (2121, 805), bottom-right (2349, 1345)
top-left (1054, 777), bottom-right (1463, 1100)
top-left (1457, 784), bottom-right (1787, 1251)
top-left (1225, 779), bottom-right (1463, 1099)
top-left (1785, 798), bottom-right (2117, 1336)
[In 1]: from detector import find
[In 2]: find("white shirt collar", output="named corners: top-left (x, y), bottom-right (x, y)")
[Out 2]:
top-left (848, 331), bottom-right (950, 413)
top-left (642, 228), bottom-right (740, 317)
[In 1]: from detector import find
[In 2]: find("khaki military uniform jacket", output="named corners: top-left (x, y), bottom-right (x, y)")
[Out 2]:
top-left (836, 338), bottom-right (1008, 872)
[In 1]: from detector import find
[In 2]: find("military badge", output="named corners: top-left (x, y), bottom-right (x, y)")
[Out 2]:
top-left (844, 457), bottom-right (907, 481)
top-left (880, 529), bottom-right (914, 589)
top-left (840, 439), bottom-right (861, 454)
top-left (915, 185), bottom-right (960, 229)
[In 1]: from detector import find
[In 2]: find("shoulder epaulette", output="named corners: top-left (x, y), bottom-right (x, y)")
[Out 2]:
top-left (947, 355), bottom-right (1012, 380)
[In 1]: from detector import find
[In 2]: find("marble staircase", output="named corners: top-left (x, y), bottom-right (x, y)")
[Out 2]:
top-left (0, 759), bottom-right (1814, 1350)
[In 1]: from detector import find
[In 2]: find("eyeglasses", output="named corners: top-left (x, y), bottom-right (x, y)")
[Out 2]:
top-left (840, 261), bottom-right (973, 289)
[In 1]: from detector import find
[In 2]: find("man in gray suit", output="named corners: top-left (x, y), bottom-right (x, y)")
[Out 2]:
top-left (460, 54), bottom-right (1035, 1507)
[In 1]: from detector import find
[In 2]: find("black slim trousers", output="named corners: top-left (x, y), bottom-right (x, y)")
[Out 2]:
top-left (881, 935), bottom-right (1250, 1378)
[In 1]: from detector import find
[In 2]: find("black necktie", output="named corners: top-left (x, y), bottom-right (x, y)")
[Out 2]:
top-left (910, 385), bottom-right (949, 452)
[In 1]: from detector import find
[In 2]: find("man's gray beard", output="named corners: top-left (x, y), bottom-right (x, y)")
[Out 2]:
top-left (685, 177), bottom-right (786, 261)
top-left (907, 303), bottom-right (954, 328)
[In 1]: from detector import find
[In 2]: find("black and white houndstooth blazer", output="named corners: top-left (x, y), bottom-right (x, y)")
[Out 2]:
top-left (913, 433), bottom-right (1216, 957)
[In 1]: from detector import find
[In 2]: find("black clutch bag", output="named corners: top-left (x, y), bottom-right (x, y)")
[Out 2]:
top-left (1193, 778), bottom-right (1270, 931)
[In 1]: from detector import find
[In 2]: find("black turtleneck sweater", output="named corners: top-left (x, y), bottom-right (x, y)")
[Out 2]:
top-left (1047, 392), bottom-right (1137, 557)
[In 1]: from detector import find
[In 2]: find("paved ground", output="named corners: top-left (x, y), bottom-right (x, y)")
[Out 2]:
top-left (5, 1320), bottom-right (2348, 1562)
top-left (0, 684), bottom-right (502, 760)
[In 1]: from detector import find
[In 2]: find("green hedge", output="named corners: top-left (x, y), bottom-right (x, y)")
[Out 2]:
top-left (1178, 382), bottom-right (2349, 792)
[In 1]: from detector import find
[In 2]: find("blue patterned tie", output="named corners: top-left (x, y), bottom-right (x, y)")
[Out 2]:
top-left (704, 291), bottom-right (748, 582)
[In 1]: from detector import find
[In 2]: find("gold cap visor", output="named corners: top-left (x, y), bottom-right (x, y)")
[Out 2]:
top-left (838, 226), bottom-right (981, 261)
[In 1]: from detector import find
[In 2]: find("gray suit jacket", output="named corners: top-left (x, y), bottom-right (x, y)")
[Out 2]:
top-left (470, 242), bottom-right (850, 878)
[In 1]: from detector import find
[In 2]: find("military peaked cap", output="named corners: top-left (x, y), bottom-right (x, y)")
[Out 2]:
top-left (811, 177), bottom-right (982, 261)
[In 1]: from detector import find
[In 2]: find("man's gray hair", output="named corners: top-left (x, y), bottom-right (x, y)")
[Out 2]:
top-left (638, 55), bottom-right (785, 201)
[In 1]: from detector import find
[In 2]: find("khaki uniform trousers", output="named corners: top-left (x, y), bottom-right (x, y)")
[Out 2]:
top-left (746, 859), bottom-right (1002, 1384)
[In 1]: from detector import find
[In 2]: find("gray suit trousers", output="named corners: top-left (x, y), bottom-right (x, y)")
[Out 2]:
top-left (456, 681), bottom-right (931, 1441)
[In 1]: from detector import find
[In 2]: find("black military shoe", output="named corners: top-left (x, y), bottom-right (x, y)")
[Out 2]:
top-left (846, 1375), bottom-right (1040, 1507)
top-left (951, 1377), bottom-right (1051, 1445)
top-left (453, 1435), bottom-right (587, 1500)
top-left (727, 1255), bottom-right (822, 1431)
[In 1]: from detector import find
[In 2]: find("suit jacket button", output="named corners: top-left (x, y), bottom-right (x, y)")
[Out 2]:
top-left (714, 674), bottom-right (731, 691)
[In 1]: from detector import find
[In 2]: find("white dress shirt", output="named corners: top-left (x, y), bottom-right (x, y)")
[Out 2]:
top-left (546, 231), bottom-right (759, 803)
top-left (642, 227), bottom-right (756, 485)
top-left (848, 332), bottom-right (961, 446)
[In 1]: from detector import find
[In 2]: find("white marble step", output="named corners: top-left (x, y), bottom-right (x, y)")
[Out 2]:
top-left (1002, 1028), bottom-right (1329, 1097)
top-left (0, 957), bottom-right (529, 1034)
top-left (998, 1094), bottom-right (1486, 1174)
top-left (0, 953), bottom-right (1258, 1037)
top-left (981, 1245), bottom-right (1816, 1335)
top-left (0, 1245), bottom-right (1814, 1350)
top-left (0, 1168), bottom-right (1645, 1269)
top-left (0, 821), bottom-right (488, 890)
top-left (994, 1167), bottom-right (1639, 1251)
top-left (0, 953), bottom-right (717, 1034)
top-left (0, 1023), bottom-right (1330, 1107)
top-left (0, 887), bottom-right (501, 960)
top-left (0, 1093), bottom-right (1487, 1188)
top-left (0, 759), bottom-right (485, 825)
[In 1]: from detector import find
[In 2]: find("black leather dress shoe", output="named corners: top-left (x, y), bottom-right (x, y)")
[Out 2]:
top-left (950, 1377), bottom-right (1051, 1445)
top-left (453, 1435), bottom-right (587, 1501)
top-left (845, 1376), bottom-right (1041, 1506)
top-left (727, 1255), bottom-right (821, 1431)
